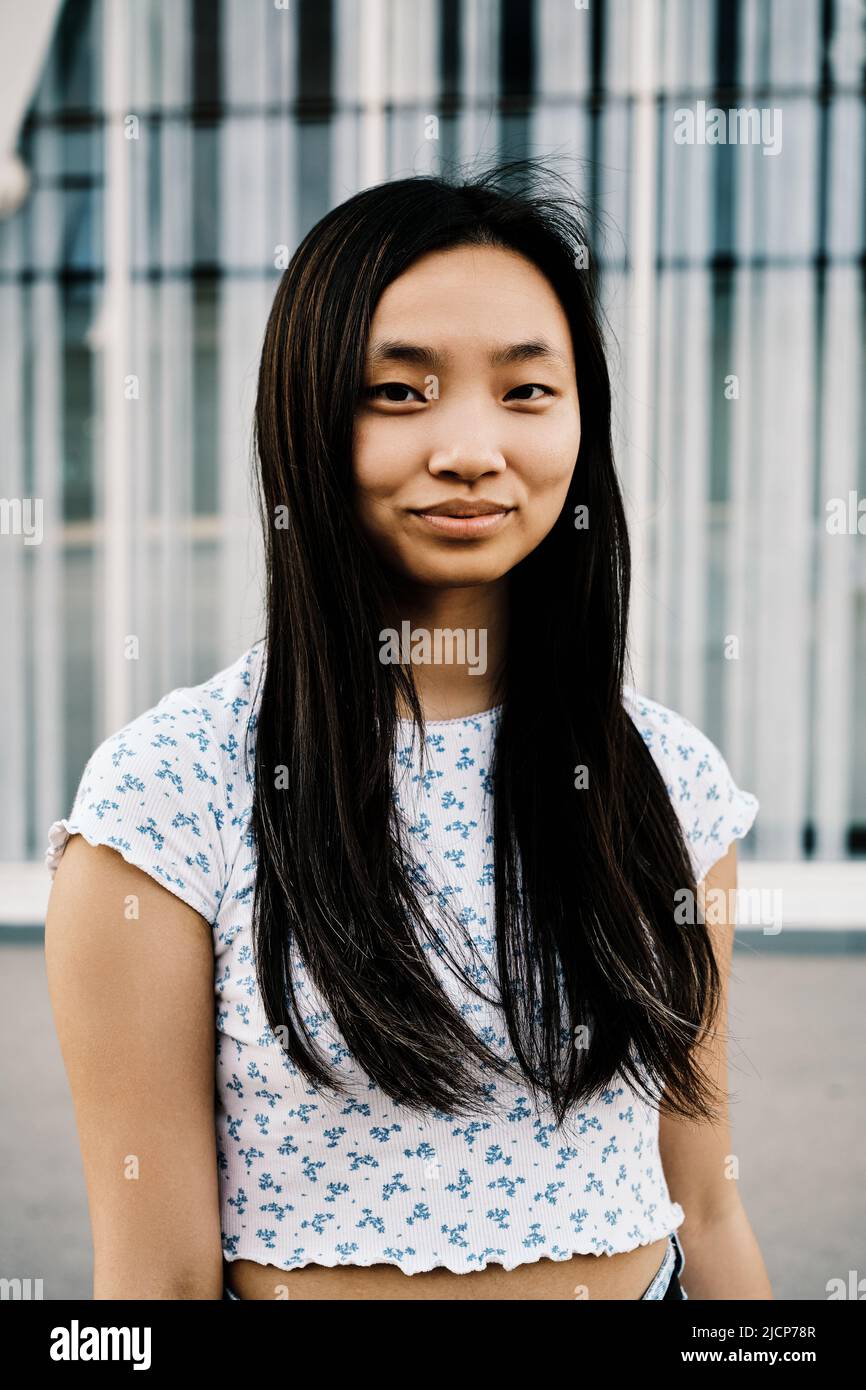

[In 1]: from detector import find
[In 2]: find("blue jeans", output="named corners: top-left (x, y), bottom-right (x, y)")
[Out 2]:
top-left (223, 1233), bottom-right (688, 1300)
top-left (639, 1230), bottom-right (688, 1299)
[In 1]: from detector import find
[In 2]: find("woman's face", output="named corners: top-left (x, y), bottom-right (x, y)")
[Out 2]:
top-left (352, 244), bottom-right (581, 589)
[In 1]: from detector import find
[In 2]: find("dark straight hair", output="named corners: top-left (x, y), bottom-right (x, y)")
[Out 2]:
top-left (249, 159), bottom-right (720, 1129)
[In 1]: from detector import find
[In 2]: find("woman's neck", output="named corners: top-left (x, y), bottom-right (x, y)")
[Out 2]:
top-left (387, 577), bottom-right (508, 721)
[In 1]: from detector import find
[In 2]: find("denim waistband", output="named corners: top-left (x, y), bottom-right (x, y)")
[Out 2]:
top-left (640, 1230), bottom-right (688, 1300)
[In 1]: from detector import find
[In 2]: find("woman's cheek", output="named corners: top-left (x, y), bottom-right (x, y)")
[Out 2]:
top-left (354, 424), bottom-right (418, 494)
top-left (515, 445), bottom-right (577, 497)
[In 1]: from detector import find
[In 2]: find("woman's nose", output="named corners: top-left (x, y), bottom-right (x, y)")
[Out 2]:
top-left (426, 442), bottom-right (507, 481)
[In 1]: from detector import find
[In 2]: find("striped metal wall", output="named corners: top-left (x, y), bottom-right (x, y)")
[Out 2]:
top-left (0, 0), bottom-right (864, 867)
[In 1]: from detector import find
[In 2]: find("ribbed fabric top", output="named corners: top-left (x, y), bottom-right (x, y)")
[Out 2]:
top-left (45, 641), bottom-right (759, 1275)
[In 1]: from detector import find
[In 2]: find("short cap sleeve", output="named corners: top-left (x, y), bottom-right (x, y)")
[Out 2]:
top-left (624, 687), bottom-right (760, 884)
top-left (45, 690), bottom-right (231, 923)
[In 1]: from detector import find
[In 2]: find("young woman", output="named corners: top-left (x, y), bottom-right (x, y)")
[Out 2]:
top-left (44, 162), bottom-right (771, 1301)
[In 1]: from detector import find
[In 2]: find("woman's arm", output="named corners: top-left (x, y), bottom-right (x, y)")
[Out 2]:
top-left (44, 835), bottom-right (224, 1299)
top-left (658, 841), bottom-right (773, 1299)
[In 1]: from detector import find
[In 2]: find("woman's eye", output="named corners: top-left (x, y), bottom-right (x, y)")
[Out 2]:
top-left (363, 381), bottom-right (554, 405)
top-left (505, 383), bottom-right (554, 402)
top-left (365, 382), bottom-right (426, 404)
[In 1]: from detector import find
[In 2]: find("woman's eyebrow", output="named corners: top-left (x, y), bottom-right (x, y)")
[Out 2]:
top-left (367, 338), bottom-right (569, 371)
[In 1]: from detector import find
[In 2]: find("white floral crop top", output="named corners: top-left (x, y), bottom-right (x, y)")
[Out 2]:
top-left (45, 641), bottom-right (759, 1276)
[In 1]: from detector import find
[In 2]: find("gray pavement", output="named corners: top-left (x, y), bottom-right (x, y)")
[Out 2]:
top-left (1, 940), bottom-right (863, 1300)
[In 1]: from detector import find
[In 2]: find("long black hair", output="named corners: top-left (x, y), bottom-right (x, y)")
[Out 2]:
top-left (249, 159), bottom-right (721, 1131)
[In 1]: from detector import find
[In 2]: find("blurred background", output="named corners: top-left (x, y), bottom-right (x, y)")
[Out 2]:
top-left (0, 0), bottom-right (864, 1299)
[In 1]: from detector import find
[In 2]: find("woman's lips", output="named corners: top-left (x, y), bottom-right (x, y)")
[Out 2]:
top-left (410, 509), bottom-right (513, 538)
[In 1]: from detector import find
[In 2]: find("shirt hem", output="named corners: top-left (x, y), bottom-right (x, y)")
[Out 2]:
top-left (690, 792), bottom-right (760, 884)
top-left (221, 1209), bottom-right (686, 1276)
top-left (45, 818), bottom-right (217, 925)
